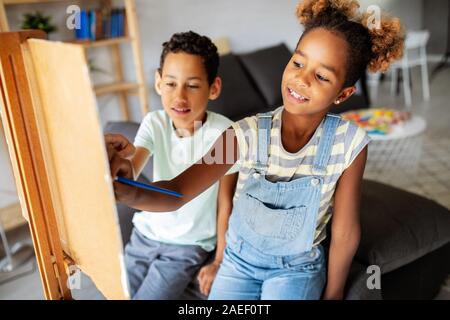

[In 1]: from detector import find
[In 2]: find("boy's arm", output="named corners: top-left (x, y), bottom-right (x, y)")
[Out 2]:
top-left (198, 172), bottom-right (238, 295)
top-left (105, 133), bottom-right (151, 179)
top-left (131, 147), bottom-right (151, 180)
top-left (323, 146), bottom-right (367, 300)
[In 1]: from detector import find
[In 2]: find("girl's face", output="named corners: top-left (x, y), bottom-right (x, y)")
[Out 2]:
top-left (281, 28), bottom-right (356, 116)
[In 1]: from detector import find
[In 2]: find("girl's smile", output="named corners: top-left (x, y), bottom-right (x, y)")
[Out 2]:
top-left (287, 87), bottom-right (310, 104)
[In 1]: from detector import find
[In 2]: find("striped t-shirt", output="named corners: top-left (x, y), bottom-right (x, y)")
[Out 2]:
top-left (231, 106), bottom-right (371, 245)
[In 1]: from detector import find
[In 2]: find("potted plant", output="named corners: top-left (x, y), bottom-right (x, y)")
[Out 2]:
top-left (20, 12), bottom-right (57, 35)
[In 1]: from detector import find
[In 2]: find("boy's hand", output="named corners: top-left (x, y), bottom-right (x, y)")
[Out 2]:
top-left (105, 134), bottom-right (136, 160)
top-left (197, 261), bottom-right (221, 296)
top-left (110, 154), bottom-right (137, 204)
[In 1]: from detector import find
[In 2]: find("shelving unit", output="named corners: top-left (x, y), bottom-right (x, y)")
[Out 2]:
top-left (0, 1), bottom-right (149, 278)
top-left (0, 0), bottom-right (149, 120)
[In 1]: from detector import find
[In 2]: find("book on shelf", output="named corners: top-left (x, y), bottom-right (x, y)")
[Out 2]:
top-left (75, 7), bottom-right (126, 41)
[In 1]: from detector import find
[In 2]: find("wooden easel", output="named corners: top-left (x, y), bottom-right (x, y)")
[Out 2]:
top-left (0, 30), bottom-right (129, 300)
top-left (0, 30), bottom-right (72, 299)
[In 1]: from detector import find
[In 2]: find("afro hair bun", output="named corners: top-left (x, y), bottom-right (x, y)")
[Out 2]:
top-left (362, 13), bottom-right (405, 73)
top-left (296, 0), bottom-right (360, 26)
top-left (295, 0), bottom-right (405, 73)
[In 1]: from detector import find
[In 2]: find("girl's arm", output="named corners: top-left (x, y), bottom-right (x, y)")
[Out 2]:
top-left (213, 172), bottom-right (238, 264)
top-left (323, 146), bottom-right (367, 300)
top-left (110, 127), bottom-right (239, 212)
top-left (198, 172), bottom-right (238, 295)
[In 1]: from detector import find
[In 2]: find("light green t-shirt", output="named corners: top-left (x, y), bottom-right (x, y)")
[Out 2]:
top-left (133, 110), bottom-right (238, 251)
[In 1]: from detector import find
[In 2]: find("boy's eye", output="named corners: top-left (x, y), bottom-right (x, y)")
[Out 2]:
top-left (317, 74), bottom-right (329, 82)
top-left (165, 82), bottom-right (175, 87)
top-left (293, 61), bottom-right (304, 68)
top-left (187, 84), bottom-right (200, 89)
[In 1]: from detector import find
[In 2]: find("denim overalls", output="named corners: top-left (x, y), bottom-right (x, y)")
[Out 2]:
top-left (208, 111), bottom-right (341, 300)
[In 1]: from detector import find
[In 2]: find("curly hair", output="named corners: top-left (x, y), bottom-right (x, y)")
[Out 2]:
top-left (296, 0), bottom-right (405, 87)
top-left (158, 31), bottom-right (219, 86)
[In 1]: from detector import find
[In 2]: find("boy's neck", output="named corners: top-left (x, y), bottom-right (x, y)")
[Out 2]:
top-left (172, 112), bottom-right (208, 138)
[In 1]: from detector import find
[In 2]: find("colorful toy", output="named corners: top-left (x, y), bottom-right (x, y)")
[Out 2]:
top-left (341, 108), bottom-right (411, 135)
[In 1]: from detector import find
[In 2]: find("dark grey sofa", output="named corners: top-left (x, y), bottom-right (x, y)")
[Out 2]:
top-left (105, 43), bottom-right (450, 300)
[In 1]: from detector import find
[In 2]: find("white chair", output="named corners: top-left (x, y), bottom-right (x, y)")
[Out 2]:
top-left (390, 31), bottom-right (431, 109)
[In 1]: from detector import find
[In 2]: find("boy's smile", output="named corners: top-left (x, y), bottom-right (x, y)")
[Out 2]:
top-left (155, 52), bottom-right (221, 136)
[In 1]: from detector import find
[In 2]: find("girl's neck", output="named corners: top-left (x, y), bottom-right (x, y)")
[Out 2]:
top-left (281, 108), bottom-right (327, 137)
top-left (280, 108), bottom-right (328, 154)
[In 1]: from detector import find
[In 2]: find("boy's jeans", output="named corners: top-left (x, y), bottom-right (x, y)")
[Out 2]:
top-left (125, 228), bottom-right (209, 300)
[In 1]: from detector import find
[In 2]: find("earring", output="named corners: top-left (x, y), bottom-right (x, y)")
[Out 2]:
top-left (335, 100), bottom-right (340, 105)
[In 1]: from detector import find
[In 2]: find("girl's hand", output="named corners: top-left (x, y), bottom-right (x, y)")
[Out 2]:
top-left (110, 154), bottom-right (137, 204)
top-left (197, 261), bottom-right (221, 296)
top-left (105, 133), bottom-right (136, 160)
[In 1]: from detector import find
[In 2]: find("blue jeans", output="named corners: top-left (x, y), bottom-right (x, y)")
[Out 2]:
top-left (125, 228), bottom-right (209, 300)
top-left (208, 112), bottom-right (338, 300)
top-left (208, 232), bottom-right (326, 300)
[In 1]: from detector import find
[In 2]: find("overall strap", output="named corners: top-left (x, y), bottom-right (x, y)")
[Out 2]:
top-left (311, 114), bottom-right (341, 176)
top-left (255, 112), bottom-right (273, 174)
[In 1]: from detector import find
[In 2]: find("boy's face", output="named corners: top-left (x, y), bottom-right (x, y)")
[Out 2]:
top-left (281, 28), bottom-right (356, 117)
top-left (155, 52), bottom-right (221, 132)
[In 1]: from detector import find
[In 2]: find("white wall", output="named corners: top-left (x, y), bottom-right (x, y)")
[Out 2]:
top-left (4, 0), bottom-right (425, 124)
top-left (359, 0), bottom-right (424, 31)
top-left (124, 0), bottom-right (302, 119)
top-left (127, 0), bottom-right (425, 121)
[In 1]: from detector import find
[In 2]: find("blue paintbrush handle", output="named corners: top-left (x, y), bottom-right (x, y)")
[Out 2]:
top-left (115, 176), bottom-right (183, 198)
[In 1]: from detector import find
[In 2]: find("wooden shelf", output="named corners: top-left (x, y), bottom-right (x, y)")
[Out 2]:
top-left (94, 81), bottom-right (139, 96)
top-left (1, 0), bottom-right (149, 120)
top-left (69, 36), bottom-right (132, 48)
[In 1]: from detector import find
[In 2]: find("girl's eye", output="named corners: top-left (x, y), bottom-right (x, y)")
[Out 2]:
top-left (166, 82), bottom-right (175, 87)
top-left (187, 85), bottom-right (200, 89)
top-left (317, 74), bottom-right (329, 82)
top-left (293, 61), bottom-right (304, 68)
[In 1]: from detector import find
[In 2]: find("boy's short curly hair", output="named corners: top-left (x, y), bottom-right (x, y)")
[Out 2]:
top-left (296, 0), bottom-right (405, 88)
top-left (159, 31), bottom-right (219, 86)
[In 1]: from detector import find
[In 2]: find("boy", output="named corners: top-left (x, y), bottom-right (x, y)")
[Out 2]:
top-left (106, 31), bottom-right (238, 299)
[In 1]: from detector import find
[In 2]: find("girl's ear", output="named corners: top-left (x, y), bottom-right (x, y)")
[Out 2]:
top-left (208, 77), bottom-right (222, 101)
top-left (334, 86), bottom-right (357, 105)
top-left (154, 70), bottom-right (162, 96)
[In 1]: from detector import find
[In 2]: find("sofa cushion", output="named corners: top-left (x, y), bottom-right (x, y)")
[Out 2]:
top-left (103, 121), bottom-right (153, 181)
top-left (208, 53), bottom-right (267, 121)
top-left (356, 179), bottom-right (450, 274)
top-left (237, 43), bottom-right (292, 108)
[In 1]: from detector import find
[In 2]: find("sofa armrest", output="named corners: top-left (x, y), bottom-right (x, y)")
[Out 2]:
top-left (344, 261), bottom-right (382, 300)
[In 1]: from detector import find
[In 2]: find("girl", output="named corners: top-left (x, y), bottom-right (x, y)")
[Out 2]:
top-left (110, 0), bottom-right (404, 300)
